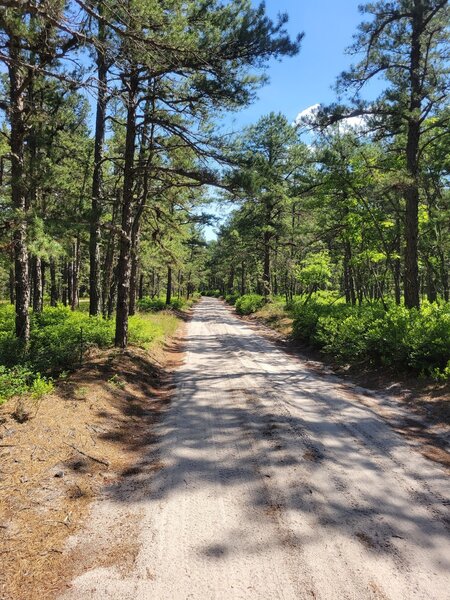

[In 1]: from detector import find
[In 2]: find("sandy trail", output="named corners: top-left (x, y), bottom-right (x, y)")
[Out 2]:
top-left (62, 298), bottom-right (450, 600)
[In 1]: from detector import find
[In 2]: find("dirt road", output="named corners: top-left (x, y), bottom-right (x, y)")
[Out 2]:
top-left (63, 298), bottom-right (450, 600)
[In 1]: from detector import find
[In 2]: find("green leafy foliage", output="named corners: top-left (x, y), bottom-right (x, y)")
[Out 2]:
top-left (235, 294), bottom-right (265, 315)
top-left (137, 296), bottom-right (191, 312)
top-left (0, 365), bottom-right (52, 404)
top-left (137, 297), bottom-right (167, 312)
top-left (225, 293), bottom-right (240, 305)
top-left (29, 307), bottom-right (114, 373)
top-left (292, 299), bottom-right (450, 377)
top-left (202, 290), bottom-right (222, 298)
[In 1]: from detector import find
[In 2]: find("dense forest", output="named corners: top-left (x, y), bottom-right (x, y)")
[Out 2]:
top-left (0, 0), bottom-right (449, 398)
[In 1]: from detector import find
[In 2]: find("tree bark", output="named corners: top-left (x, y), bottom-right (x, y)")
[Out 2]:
top-left (343, 241), bottom-right (356, 305)
top-left (262, 230), bottom-right (271, 297)
top-left (8, 31), bottom-right (30, 340)
top-left (89, 8), bottom-right (107, 316)
top-left (71, 237), bottom-right (80, 310)
top-left (50, 257), bottom-right (58, 307)
top-left (115, 71), bottom-right (138, 348)
top-left (129, 225), bottom-right (140, 316)
top-left (403, 1), bottom-right (423, 309)
top-left (165, 266), bottom-right (172, 306)
top-left (9, 265), bottom-right (15, 305)
top-left (32, 256), bottom-right (43, 313)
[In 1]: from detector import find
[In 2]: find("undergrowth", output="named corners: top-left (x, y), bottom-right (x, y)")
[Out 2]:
top-left (0, 301), bottom-right (187, 403)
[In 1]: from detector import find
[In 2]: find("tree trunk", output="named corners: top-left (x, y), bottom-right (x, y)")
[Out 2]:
top-left (50, 257), bottom-right (58, 307)
top-left (129, 226), bottom-right (140, 317)
top-left (8, 32), bottom-right (30, 341)
top-left (68, 260), bottom-right (73, 309)
top-left (138, 273), bottom-right (144, 300)
top-left (403, 1), bottom-right (422, 309)
top-left (32, 256), bottom-right (43, 313)
top-left (240, 261), bottom-right (245, 295)
top-left (115, 71), bottom-right (138, 348)
top-left (71, 237), bottom-right (80, 310)
top-left (89, 9), bottom-right (107, 316)
top-left (425, 260), bottom-right (437, 303)
top-left (262, 230), bottom-right (271, 297)
top-left (166, 266), bottom-right (172, 305)
top-left (9, 265), bottom-right (15, 304)
top-left (62, 260), bottom-right (68, 306)
top-left (343, 241), bottom-right (356, 305)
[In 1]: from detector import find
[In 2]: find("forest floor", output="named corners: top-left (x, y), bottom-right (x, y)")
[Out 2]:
top-left (0, 319), bottom-right (187, 600)
top-left (2, 298), bottom-right (449, 599)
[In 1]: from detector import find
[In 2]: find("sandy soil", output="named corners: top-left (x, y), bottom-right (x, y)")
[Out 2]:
top-left (61, 298), bottom-right (450, 600)
top-left (0, 337), bottom-right (183, 600)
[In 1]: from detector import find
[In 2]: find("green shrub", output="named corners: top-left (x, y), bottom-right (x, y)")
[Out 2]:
top-left (169, 298), bottom-right (185, 310)
top-left (137, 297), bottom-right (167, 312)
top-left (202, 289), bottom-right (222, 298)
top-left (292, 299), bottom-right (450, 377)
top-left (30, 373), bottom-right (54, 400)
top-left (225, 293), bottom-right (240, 305)
top-left (29, 307), bottom-right (114, 373)
top-left (235, 294), bottom-right (265, 315)
top-left (0, 365), bottom-right (52, 404)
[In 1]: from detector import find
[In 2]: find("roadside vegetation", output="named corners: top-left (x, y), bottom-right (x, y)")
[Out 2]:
top-left (212, 292), bottom-right (450, 380)
top-left (1, 0), bottom-right (449, 401)
top-left (0, 299), bottom-right (194, 404)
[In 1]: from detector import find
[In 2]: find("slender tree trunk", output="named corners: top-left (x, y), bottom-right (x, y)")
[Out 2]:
top-left (68, 259), bottom-right (73, 309)
top-left (62, 259), bottom-right (68, 306)
top-left (227, 265), bottom-right (235, 294)
top-left (9, 265), bottom-right (15, 304)
top-left (72, 237), bottom-right (80, 310)
top-left (425, 260), bottom-right (437, 303)
top-left (129, 226), bottom-right (140, 317)
top-left (240, 261), bottom-right (245, 295)
top-left (89, 10), bottom-right (107, 316)
top-left (8, 32), bottom-right (30, 340)
top-left (166, 266), bottom-right (172, 305)
top-left (151, 268), bottom-right (156, 298)
top-left (108, 267), bottom-right (118, 319)
top-left (102, 197), bottom-right (118, 316)
top-left (263, 230), bottom-right (271, 297)
top-left (115, 71), bottom-right (138, 348)
top-left (50, 257), bottom-right (58, 306)
top-left (403, 1), bottom-right (422, 309)
top-left (437, 250), bottom-right (449, 302)
top-left (138, 273), bottom-right (144, 300)
top-left (32, 256), bottom-right (43, 312)
top-left (343, 241), bottom-right (356, 305)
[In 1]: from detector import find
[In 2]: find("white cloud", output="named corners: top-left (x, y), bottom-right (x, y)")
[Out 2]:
top-left (294, 103), bottom-right (368, 133)
top-left (340, 115), bottom-right (366, 131)
top-left (294, 103), bottom-right (321, 125)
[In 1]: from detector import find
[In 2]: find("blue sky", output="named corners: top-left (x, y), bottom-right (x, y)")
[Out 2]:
top-left (224, 0), bottom-right (366, 131)
top-left (205, 1), bottom-right (370, 239)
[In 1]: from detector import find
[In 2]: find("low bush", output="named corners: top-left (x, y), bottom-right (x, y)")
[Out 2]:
top-left (29, 306), bottom-right (114, 373)
top-left (292, 299), bottom-right (450, 377)
top-left (137, 297), bottom-right (166, 312)
top-left (235, 294), bottom-right (265, 315)
top-left (202, 289), bottom-right (222, 298)
top-left (0, 365), bottom-right (53, 404)
top-left (137, 295), bottom-right (193, 312)
top-left (224, 293), bottom-right (240, 305)
top-left (0, 302), bottom-right (183, 403)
